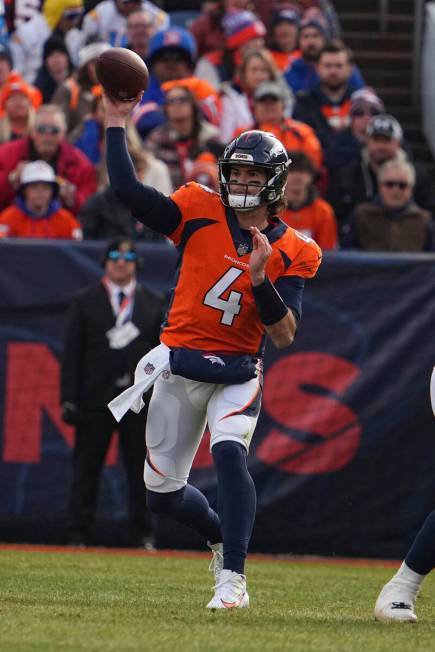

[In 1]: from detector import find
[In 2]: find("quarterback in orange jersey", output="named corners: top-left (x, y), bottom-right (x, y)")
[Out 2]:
top-left (104, 91), bottom-right (321, 610)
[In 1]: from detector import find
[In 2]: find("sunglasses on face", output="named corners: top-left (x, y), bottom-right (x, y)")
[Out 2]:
top-left (35, 124), bottom-right (61, 135)
top-left (352, 108), bottom-right (380, 117)
top-left (166, 96), bottom-right (190, 105)
top-left (107, 251), bottom-right (137, 262)
top-left (381, 180), bottom-right (409, 189)
top-left (63, 9), bottom-right (83, 20)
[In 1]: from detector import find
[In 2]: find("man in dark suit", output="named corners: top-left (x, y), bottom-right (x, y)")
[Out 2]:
top-left (61, 236), bottom-right (164, 547)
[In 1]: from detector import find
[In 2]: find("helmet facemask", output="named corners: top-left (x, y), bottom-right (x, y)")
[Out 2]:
top-left (219, 160), bottom-right (289, 211)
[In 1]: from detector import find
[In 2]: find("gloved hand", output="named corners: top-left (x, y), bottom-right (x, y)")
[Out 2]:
top-left (61, 401), bottom-right (82, 426)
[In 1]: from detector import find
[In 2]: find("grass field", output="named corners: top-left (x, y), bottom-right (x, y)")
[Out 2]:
top-left (1, 547), bottom-right (435, 652)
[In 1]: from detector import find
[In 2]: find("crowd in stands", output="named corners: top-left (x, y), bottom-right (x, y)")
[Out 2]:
top-left (0, 0), bottom-right (433, 252)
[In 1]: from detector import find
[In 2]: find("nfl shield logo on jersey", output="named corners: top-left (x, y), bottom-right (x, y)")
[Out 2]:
top-left (144, 363), bottom-right (155, 375)
top-left (237, 243), bottom-right (249, 257)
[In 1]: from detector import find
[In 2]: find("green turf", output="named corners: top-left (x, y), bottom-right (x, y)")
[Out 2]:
top-left (1, 550), bottom-right (435, 652)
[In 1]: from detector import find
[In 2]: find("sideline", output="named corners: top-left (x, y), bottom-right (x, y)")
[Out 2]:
top-left (0, 543), bottom-right (401, 568)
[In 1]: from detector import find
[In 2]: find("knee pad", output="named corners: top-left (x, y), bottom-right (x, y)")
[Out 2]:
top-left (144, 452), bottom-right (186, 492)
top-left (146, 487), bottom-right (184, 515)
top-left (212, 413), bottom-right (253, 449)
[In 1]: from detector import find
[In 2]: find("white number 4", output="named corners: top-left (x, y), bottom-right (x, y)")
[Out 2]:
top-left (203, 267), bottom-right (244, 326)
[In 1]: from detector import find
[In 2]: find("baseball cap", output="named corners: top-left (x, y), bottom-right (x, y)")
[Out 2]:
top-left (366, 114), bottom-right (403, 141)
top-left (148, 27), bottom-right (197, 67)
top-left (299, 18), bottom-right (326, 36)
top-left (78, 42), bottom-right (111, 68)
top-left (254, 81), bottom-right (286, 102)
top-left (271, 9), bottom-right (300, 28)
top-left (19, 160), bottom-right (59, 191)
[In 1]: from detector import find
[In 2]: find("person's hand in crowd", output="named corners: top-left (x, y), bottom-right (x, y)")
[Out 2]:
top-left (8, 161), bottom-right (29, 189)
top-left (58, 178), bottom-right (76, 208)
top-left (61, 401), bottom-right (82, 426)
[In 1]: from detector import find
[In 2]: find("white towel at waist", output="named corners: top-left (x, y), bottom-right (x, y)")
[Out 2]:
top-left (108, 343), bottom-right (170, 422)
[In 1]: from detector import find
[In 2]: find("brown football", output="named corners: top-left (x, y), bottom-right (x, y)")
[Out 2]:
top-left (95, 47), bottom-right (149, 101)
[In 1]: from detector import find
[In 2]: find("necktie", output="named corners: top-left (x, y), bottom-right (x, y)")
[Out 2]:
top-left (118, 290), bottom-right (126, 309)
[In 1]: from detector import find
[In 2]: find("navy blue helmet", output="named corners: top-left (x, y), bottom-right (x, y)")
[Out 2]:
top-left (218, 130), bottom-right (291, 210)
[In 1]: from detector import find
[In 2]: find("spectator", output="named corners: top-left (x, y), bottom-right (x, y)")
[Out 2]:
top-left (10, 0), bottom-right (84, 83)
top-left (268, 9), bottom-right (301, 72)
top-left (341, 159), bottom-right (433, 252)
top-left (293, 41), bottom-right (363, 168)
top-left (0, 79), bottom-right (42, 143)
top-left (285, 20), bottom-right (364, 94)
top-left (189, 1), bottom-right (252, 58)
top-left (327, 87), bottom-right (385, 170)
top-left (70, 86), bottom-right (145, 189)
top-left (34, 35), bottom-right (74, 104)
top-left (256, 0), bottom-right (340, 40)
top-left (0, 159), bottom-right (82, 239)
top-left (281, 150), bottom-right (337, 248)
top-left (125, 8), bottom-right (154, 61)
top-left (328, 114), bottom-right (435, 227)
top-left (234, 80), bottom-right (322, 169)
top-left (78, 148), bottom-right (172, 239)
top-left (132, 26), bottom-right (198, 138)
top-left (145, 84), bottom-right (222, 190)
top-left (0, 104), bottom-right (97, 214)
top-left (61, 236), bottom-right (164, 547)
top-left (52, 42), bottom-right (111, 132)
top-left (0, 43), bottom-right (15, 94)
top-left (220, 48), bottom-right (290, 143)
top-left (81, 0), bottom-right (169, 48)
top-left (194, 10), bottom-right (267, 89)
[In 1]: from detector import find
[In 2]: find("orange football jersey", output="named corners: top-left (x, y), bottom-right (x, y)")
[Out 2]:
top-left (160, 183), bottom-right (322, 355)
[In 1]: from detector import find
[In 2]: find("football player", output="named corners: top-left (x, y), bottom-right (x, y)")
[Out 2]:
top-left (103, 90), bottom-right (322, 610)
top-left (374, 367), bottom-right (435, 623)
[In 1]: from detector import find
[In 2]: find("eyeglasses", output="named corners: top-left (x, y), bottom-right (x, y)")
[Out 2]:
top-left (352, 108), bottom-right (380, 117)
top-left (107, 251), bottom-right (137, 262)
top-left (166, 96), bottom-right (191, 105)
top-left (35, 124), bottom-right (61, 135)
top-left (256, 95), bottom-right (281, 103)
top-left (381, 180), bottom-right (409, 189)
top-left (63, 9), bottom-right (84, 21)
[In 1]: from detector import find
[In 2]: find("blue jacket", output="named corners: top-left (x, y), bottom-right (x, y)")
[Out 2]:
top-left (285, 57), bottom-right (365, 94)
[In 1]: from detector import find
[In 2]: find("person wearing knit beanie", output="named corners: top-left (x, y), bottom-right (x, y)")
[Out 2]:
top-left (222, 10), bottom-right (266, 52)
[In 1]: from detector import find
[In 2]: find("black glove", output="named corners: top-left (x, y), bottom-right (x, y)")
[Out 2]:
top-left (61, 401), bottom-right (82, 426)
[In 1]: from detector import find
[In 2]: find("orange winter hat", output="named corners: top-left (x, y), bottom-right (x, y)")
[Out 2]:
top-left (0, 79), bottom-right (43, 111)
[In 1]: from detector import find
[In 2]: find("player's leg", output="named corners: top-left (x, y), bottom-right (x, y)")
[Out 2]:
top-left (144, 373), bottom-right (222, 545)
top-left (205, 378), bottom-right (261, 609)
top-left (374, 368), bottom-right (435, 623)
top-left (374, 510), bottom-right (435, 623)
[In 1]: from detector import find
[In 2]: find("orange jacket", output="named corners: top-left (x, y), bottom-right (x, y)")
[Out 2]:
top-left (281, 195), bottom-right (338, 250)
top-left (234, 118), bottom-right (323, 170)
top-left (0, 203), bottom-right (82, 239)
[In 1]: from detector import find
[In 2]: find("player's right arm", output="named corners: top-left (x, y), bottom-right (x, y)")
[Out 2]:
top-left (103, 92), bottom-right (181, 236)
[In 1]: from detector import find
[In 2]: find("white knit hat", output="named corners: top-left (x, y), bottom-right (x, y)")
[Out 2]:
top-left (78, 42), bottom-right (111, 68)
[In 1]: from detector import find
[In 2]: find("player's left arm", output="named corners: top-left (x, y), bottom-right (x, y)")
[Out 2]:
top-left (250, 227), bottom-right (297, 349)
top-left (250, 227), bottom-right (322, 349)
